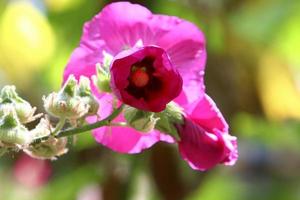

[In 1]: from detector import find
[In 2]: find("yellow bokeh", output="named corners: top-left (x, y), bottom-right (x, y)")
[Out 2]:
top-left (45, 0), bottom-right (84, 12)
top-left (0, 1), bottom-right (55, 88)
top-left (257, 52), bottom-right (300, 120)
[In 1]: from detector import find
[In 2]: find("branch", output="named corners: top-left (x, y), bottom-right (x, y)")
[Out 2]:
top-left (33, 104), bottom-right (124, 143)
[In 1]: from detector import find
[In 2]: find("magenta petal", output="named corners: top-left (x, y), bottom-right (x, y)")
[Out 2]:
top-left (63, 46), bottom-right (100, 82)
top-left (177, 94), bottom-right (238, 171)
top-left (93, 124), bottom-right (174, 154)
top-left (190, 94), bottom-right (229, 133)
top-left (178, 119), bottom-right (228, 171)
top-left (95, 2), bottom-right (154, 54)
top-left (88, 94), bottom-right (174, 154)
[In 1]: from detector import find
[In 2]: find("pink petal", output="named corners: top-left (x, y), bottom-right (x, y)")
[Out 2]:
top-left (178, 120), bottom-right (228, 171)
top-left (63, 46), bottom-right (100, 82)
top-left (94, 2), bottom-right (154, 54)
top-left (190, 94), bottom-right (229, 132)
top-left (93, 124), bottom-right (174, 154)
top-left (177, 94), bottom-right (238, 171)
top-left (88, 94), bottom-right (174, 154)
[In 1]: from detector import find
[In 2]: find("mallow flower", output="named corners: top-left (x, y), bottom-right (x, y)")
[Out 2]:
top-left (63, 2), bottom-right (238, 169)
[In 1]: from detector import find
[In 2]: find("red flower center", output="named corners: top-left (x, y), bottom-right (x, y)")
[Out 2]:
top-left (126, 57), bottom-right (162, 100)
top-left (130, 67), bottom-right (149, 87)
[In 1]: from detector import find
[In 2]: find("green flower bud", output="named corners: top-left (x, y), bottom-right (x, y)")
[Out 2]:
top-left (77, 76), bottom-right (99, 116)
top-left (0, 85), bottom-right (42, 123)
top-left (124, 106), bottom-right (159, 133)
top-left (155, 102), bottom-right (184, 140)
top-left (0, 109), bottom-right (32, 145)
top-left (93, 63), bottom-right (111, 93)
top-left (43, 75), bottom-right (89, 119)
top-left (24, 137), bottom-right (68, 160)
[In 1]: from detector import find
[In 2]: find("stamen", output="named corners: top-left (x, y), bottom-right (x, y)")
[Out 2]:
top-left (130, 68), bottom-right (149, 87)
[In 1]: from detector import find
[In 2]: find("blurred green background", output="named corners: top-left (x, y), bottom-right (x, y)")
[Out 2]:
top-left (0, 0), bottom-right (300, 199)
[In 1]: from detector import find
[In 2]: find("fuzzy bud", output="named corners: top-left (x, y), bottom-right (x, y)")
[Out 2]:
top-left (24, 137), bottom-right (68, 160)
top-left (0, 86), bottom-right (42, 123)
top-left (43, 75), bottom-right (89, 119)
top-left (124, 106), bottom-right (159, 133)
top-left (155, 102), bottom-right (184, 140)
top-left (0, 109), bottom-right (32, 145)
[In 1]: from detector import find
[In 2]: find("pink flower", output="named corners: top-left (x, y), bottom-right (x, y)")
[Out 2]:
top-left (13, 154), bottom-right (52, 188)
top-left (111, 46), bottom-right (182, 112)
top-left (177, 95), bottom-right (238, 171)
top-left (63, 2), bottom-right (207, 154)
top-left (62, 2), bottom-right (238, 169)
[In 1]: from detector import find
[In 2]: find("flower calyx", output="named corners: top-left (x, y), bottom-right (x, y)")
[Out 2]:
top-left (155, 102), bottom-right (184, 140)
top-left (124, 106), bottom-right (159, 133)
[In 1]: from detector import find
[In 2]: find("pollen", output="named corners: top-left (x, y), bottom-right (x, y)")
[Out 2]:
top-left (130, 68), bottom-right (150, 87)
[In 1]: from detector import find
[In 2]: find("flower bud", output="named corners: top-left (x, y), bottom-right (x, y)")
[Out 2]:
top-left (43, 75), bottom-right (89, 119)
top-left (0, 85), bottom-right (42, 123)
top-left (24, 137), bottom-right (68, 160)
top-left (0, 109), bottom-right (32, 145)
top-left (77, 76), bottom-right (99, 116)
top-left (124, 106), bottom-right (159, 133)
top-left (155, 102), bottom-right (184, 140)
top-left (93, 63), bottom-right (111, 93)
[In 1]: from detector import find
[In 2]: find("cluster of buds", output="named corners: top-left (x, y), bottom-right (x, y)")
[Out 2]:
top-left (0, 85), bottom-right (64, 159)
top-left (43, 75), bottom-right (99, 122)
top-left (0, 86), bottom-right (42, 150)
top-left (0, 75), bottom-right (99, 159)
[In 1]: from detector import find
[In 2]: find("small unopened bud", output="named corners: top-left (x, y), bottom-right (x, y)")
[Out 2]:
top-left (24, 137), bottom-right (68, 160)
top-left (77, 76), bottom-right (99, 116)
top-left (0, 109), bottom-right (32, 145)
top-left (93, 63), bottom-right (111, 93)
top-left (155, 102), bottom-right (184, 140)
top-left (124, 106), bottom-right (159, 133)
top-left (0, 86), bottom-right (42, 123)
top-left (43, 75), bottom-right (89, 119)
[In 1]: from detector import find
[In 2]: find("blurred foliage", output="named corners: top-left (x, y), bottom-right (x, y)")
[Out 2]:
top-left (0, 0), bottom-right (300, 200)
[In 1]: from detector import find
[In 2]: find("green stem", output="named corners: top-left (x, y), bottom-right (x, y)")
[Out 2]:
top-left (33, 105), bottom-right (124, 143)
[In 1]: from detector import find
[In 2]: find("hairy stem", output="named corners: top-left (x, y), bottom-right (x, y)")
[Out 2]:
top-left (33, 105), bottom-right (124, 143)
